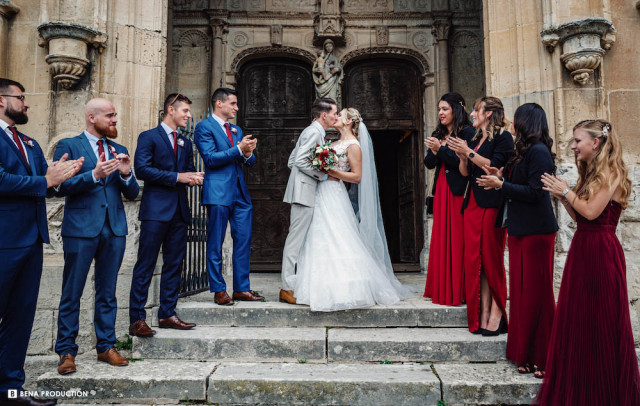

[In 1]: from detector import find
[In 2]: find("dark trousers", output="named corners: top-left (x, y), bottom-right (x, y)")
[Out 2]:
top-left (0, 243), bottom-right (43, 394)
top-left (55, 220), bottom-right (125, 356)
top-left (206, 195), bottom-right (252, 293)
top-left (129, 209), bottom-right (187, 323)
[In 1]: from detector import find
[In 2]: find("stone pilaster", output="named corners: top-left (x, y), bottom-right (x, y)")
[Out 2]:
top-left (0, 0), bottom-right (19, 77)
top-left (432, 19), bottom-right (451, 96)
top-left (209, 18), bottom-right (228, 92)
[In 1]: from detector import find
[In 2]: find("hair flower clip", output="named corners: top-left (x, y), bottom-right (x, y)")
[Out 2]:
top-left (459, 101), bottom-right (464, 107)
top-left (602, 124), bottom-right (610, 139)
top-left (177, 138), bottom-right (185, 147)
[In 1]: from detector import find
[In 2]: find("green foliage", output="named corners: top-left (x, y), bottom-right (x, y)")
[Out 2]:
top-left (379, 360), bottom-right (393, 364)
top-left (437, 400), bottom-right (447, 406)
top-left (126, 358), bottom-right (144, 363)
top-left (297, 359), bottom-right (308, 364)
top-left (115, 334), bottom-right (132, 351)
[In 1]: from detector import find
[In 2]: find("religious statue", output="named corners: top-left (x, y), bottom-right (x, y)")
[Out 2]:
top-left (312, 39), bottom-right (342, 102)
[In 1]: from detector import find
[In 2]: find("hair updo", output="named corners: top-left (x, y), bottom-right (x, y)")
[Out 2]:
top-left (340, 108), bottom-right (362, 138)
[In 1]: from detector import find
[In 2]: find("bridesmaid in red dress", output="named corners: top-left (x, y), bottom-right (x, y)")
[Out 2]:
top-left (536, 119), bottom-right (640, 405)
top-left (478, 103), bottom-right (558, 378)
top-left (423, 92), bottom-right (474, 306)
top-left (448, 97), bottom-right (513, 335)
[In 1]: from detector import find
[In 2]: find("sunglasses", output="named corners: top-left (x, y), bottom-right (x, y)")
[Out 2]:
top-left (168, 93), bottom-right (184, 106)
top-left (1, 94), bottom-right (26, 101)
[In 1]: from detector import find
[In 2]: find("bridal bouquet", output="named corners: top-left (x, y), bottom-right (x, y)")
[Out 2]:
top-left (308, 142), bottom-right (339, 171)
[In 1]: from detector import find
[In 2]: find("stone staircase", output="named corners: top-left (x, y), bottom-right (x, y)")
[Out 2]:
top-left (36, 274), bottom-right (543, 405)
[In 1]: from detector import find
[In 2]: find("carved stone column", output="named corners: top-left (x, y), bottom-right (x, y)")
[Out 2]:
top-left (37, 22), bottom-right (106, 89)
top-left (0, 0), bottom-right (20, 77)
top-left (315, 0), bottom-right (343, 44)
top-left (209, 19), bottom-right (228, 93)
top-left (432, 19), bottom-right (451, 96)
top-left (541, 18), bottom-right (616, 85)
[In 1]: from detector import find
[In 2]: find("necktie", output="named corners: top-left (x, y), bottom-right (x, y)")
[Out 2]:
top-left (97, 139), bottom-right (106, 162)
top-left (172, 131), bottom-right (178, 155)
top-left (9, 126), bottom-right (29, 168)
top-left (224, 123), bottom-right (234, 146)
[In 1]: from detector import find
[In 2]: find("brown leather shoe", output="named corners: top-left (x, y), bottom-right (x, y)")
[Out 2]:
top-left (97, 347), bottom-right (129, 366)
top-left (57, 353), bottom-right (76, 375)
top-left (214, 290), bottom-right (234, 306)
top-left (233, 290), bottom-right (265, 301)
top-left (279, 289), bottom-right (297, 304)
top-left (158, 315), bottom-right (196, 330)
top-left (129, 319), bottom-right (156, 337)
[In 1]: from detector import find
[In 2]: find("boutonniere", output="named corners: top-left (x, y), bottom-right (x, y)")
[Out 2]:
top-left (22, 136), bottom-right (34, 148)
top-left (109, 145), bottom-right (117, 156)
top-left (177, 138), bottom-right (185, 147)
top-left (231, 127), bottom-right (237, 135)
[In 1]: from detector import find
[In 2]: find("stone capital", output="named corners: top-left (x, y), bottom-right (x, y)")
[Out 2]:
top-left (431, 20), bottom-right (451, 43)
top-left (209, 18), bottom-right (229, 39)
top-left (0, 0), bottom-right (19, 19)
top-left (540, 18), bottom-right (616, 85)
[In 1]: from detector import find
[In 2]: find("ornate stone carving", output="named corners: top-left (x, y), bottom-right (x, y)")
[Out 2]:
top-left (315, 15), bottom-right (343, 38)
top-left (541, 18), bottom-right (616, 85)
top-left (432, 20), bottom-right (451, 43)
top-left (0, 0), bottom-right (20, 19)
top-left (341, 47), bottom-right (431, 75)
top-left (376, 26), bottom-right (389, 46)
top-left (210, 19), bottom-right (229, 39)
top-left (412, 31), bottom-right (430, 50)
top-left (231, 46), bottom-right (316, 75)
top-left (395, 0), bottom-right (430, 12)
top-left (178, 30), bottom-right (209, 47)
top-left (344, 0), bottom-right (392, 12)
top-left (271, 25), bottom-right (283, 46)
top-left (37, 22), bottom-right (107, 89)
top-left (232, 31), bottom-right (250, 48)
top-left (313, 39), bottom-right (342, 101)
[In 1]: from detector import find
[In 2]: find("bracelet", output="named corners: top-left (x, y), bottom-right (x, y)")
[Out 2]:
top-left (562, 188), bottom-right (570, 197)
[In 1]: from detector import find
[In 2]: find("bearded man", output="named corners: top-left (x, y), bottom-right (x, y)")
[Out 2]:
top-left (52, 98), bottom-right (139, 375)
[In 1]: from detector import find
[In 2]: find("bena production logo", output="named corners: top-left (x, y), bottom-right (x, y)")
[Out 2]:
top-left (8, 389), bottom-right (92, 399)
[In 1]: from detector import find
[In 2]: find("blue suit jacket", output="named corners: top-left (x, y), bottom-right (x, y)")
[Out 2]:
top-left (53, 134), bottom-right (140, 238)
top-left (0, 131), bottom-right (51, 248)
top-left (134, 125), bottom-right (196, 222)
top-left (194, 117), bottom-right (255, 206)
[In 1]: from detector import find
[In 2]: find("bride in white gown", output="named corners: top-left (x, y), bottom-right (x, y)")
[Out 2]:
top-left (293, 108), bottom-right (414, 312)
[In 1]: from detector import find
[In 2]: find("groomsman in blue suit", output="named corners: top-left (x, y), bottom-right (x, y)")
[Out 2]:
top-left (0, 78), bottom-right (81, 405)
top-left (128, 93), bottom-right (203, 337)
top-left (53, 98), bottom-right (139, 375)
top-left (194, 88), bottom-right (262, 305)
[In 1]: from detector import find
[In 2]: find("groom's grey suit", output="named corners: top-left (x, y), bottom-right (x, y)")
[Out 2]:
top-left (282, 120), bottom-right (327, 290)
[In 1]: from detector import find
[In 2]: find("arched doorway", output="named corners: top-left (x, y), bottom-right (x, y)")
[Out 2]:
top-left (238, 58), bottom-right (314, 270)
top-left (343, 58), bottom-right (424, 267)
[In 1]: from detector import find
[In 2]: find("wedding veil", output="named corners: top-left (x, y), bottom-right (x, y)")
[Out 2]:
top-left (357, 122), bottom-right (414, 296)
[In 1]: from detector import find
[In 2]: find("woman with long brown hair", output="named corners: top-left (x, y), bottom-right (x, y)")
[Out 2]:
top-left (448, 96), bottom-right (513, 335)
top-left (423, 92), bottom-right (474, 306)
top-left (536, 119), bottom-right (640, 405)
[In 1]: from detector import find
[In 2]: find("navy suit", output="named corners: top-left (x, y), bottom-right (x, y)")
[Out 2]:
top-left (129, 125), bottom-right (196, 323)
top-left (0, 130), bottom-right (51, 395)
top-left (53, 133), bottom-right (139, 356)
top-left (194, 116), bottom-right (255, 292)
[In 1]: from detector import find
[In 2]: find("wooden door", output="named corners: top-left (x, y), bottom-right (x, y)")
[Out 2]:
top-left (238, 59), bottom-right (313, 270)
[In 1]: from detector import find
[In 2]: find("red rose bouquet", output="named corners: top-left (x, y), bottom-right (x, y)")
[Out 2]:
top-left (308, 142), bottom-right (339, 171)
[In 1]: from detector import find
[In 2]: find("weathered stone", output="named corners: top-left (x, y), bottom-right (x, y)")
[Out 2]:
top-left (328, 328), bottom-right (506, 362)
top-left (436, 363), bottom-right (540, 405)
top-left (27, 310), bottom-right (54, 355)
top-left (208, 362), bottom-right (440, 406)
top-left (132, 326), bottom-right (326, 362)
top-left (36, 356), bottom-right (215, 402)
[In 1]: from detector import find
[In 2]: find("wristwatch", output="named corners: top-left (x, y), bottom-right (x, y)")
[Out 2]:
top-left (562, 188), bottom-right (570, 197)
top-left (468, 152), bottom-right (475, 159)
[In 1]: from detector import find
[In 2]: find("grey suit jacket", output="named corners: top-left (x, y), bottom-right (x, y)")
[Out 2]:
top-left (283, 122), bottom-right (327, 207)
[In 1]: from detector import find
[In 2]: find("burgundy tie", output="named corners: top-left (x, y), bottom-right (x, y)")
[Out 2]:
top-left (9, 126), bottom-right (29, 168)
top-left (97, 139), bottom-right (106, 162)
top-left (172, 131), bottom-right (178, 155)
top-left (224, 123), bottom-right (234, 146)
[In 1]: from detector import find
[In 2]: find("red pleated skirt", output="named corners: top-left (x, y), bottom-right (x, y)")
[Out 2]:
top-left (534, 221), bottom-right (640, 405)
top-left (463, 189), bottom-right (507, 333)
top-left (506, 233), bottom-right (556, 370)
top-left (424, 166), bottom-right (465, 306)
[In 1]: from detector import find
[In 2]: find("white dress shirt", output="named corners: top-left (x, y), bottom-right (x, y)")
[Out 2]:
top-left (83, 131), bottom-right (132, 184)
top-left (211, 113), bottom-right (252, 161)
top-left (0, 117), bottom-right (29, 164)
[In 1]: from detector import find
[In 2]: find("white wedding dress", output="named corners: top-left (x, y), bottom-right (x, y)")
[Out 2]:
top-left (293, 137), bottom-right (414, 312)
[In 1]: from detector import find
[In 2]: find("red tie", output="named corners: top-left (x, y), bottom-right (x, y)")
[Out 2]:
top-left (172, 131), bottom-right (178, 155)
top-left (97, 139), bottom-right (106, 162)
top-left (9, 126), bottom-right (29, 168)
top-left (224, 123), bottom-right (234, 146)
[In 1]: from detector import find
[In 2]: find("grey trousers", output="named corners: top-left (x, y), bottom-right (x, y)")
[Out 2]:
top-left (281, 203), bottom-right (314, 290)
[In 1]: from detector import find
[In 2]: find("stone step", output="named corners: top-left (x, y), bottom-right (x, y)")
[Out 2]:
top-left (35, 359), bottom-right (540, 405)
top-left (149, 298), bottom-right (468, 328)
top-left (132, 326), bottom-right (506, 363)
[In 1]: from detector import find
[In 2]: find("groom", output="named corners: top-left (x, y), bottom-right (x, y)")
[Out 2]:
top-left (280, 98), bottom-right (338, 304)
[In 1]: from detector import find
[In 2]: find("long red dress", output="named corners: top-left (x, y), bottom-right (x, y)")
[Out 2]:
top-left (463, 188), bottom-right (508, 333)
top-left (534, 201), bottom-right (640, 405)
top-left (424, 165), bottom-right (465, 305)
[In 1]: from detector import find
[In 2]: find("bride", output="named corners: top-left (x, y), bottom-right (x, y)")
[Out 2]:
top-left (293, 108), bottom-right (414, 312)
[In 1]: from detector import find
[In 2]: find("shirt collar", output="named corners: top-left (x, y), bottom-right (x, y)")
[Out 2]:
top-left (160, 122), bottom-right (176, 135)
top-left (0, 118), bottom-right (12, 134)
top-left (311, 120), bottom-right (326, 138)
top-left (83, 130), bottom-right (104, 144)
top-left (211, 113), bottom-right (227, 127)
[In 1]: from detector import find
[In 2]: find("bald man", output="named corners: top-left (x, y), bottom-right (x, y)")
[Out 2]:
top-left (53, 98), bottom-right (139, 375)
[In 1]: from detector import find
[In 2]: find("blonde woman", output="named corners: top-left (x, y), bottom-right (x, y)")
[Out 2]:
top-left (292, 108), bottom-right (413, 311)
top-left (535, 120), bottom-right (640, 405)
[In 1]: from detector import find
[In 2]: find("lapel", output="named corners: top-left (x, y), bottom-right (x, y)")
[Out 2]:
top-left (22, 134), bottom-right (37, 176)
top-left (176, 134), bottom-right (183, 168)
top-left (104, 139), bottom-right (120, 184)
top-left (0, 129), bottom-right (32, 174)
top-left (79, 133), bottom-right (98, 168)
top-left (156, 125), bottom-right (176, 162)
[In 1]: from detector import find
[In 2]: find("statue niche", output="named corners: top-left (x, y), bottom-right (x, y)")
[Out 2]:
top-left (312, 39), bottom-right (342, 102)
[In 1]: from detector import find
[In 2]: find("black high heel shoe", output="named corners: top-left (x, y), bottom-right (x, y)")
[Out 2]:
top-left (472, 328), bottom-right (485, 335)
top-left (482, 317), bottom-right (507, 336)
